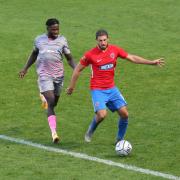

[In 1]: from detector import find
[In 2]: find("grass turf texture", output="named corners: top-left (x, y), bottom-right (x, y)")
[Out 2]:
top-left (0, 0), bottom-right (179, 179)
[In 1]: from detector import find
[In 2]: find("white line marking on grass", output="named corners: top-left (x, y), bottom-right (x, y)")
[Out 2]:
top-left (0, 135), bottom-right (179, 180)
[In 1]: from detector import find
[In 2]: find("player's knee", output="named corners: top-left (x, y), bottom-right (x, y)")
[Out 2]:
top-left (47, 98), bottom-right (56, 108)
top-left (118, 107), bottom-right (129, 119)
top-left (97, 111), bottom-right (107, 121)
top-left (121, 111), bottom-right (128, 119)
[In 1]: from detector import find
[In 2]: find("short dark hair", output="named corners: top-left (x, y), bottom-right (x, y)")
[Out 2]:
top-left (96, 29), bottom-right (108, 39)
top-left (46, 18), bottom-right (59, 27)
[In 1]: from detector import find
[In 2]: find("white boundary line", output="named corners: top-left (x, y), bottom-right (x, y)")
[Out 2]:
top-left (0, 135), bottom-right (179, 180)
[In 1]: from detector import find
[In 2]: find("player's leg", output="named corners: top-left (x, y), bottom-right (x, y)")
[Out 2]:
top-left (42, 90), bottom-right (56, 116)
top-left (42, 90), bottom-right (59, 143)
top-left (85, 89), bottom-right (108, 142)
top-left (85, 109), bottom-right (107, 142)
top-left (38, 77), bottom-right (60, 143)
top-left (116, 106), bottom-right (129, 142)
top-left (106, 87), bottom-right (128, 142)
top-left (45, 78), bottom-right (63, 143)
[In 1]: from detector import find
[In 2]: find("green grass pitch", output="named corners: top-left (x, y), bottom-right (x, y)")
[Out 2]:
top-left (0, 0), bottom-right (179, 179)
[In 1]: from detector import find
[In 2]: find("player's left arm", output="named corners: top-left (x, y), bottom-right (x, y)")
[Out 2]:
top-left (126, 54), bottom-right (165, 67)
top-left (64, 53), bottom-right (76, 69)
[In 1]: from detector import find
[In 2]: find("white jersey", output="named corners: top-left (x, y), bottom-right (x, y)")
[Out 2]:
top-left (34, 34), bottom-right (70, 78)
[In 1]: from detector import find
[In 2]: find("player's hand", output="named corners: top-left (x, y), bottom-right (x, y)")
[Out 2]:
top-left (66, 87), bottom-right (74, 95)
top-left (19, 69), bottom-right (27, 78)
top-left (153, 58), bottom-right (165, 67)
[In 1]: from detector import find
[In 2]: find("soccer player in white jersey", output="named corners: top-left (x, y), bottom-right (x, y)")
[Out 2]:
top-left (19, 18), bottom-right (76, 143)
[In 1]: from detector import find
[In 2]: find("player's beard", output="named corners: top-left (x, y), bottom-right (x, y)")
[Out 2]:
top-left (99, 44), bottom-right (108, 50)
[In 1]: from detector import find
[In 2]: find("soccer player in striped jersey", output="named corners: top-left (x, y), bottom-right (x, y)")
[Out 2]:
top-left (66, 29), bottom-right (164, 144)
top-left (19, 18), bottom-right (76, 143)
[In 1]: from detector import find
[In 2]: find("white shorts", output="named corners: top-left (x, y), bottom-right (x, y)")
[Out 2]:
top-left (38, 76), bottom-right (64, 96)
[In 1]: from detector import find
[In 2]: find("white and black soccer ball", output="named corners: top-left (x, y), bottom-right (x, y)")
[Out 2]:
top-left (115, 140), bottom-right (132, 156)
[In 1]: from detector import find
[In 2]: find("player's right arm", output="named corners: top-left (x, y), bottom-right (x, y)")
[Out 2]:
top-left (66, 63), bottom-right (86, 95)
top-left (19, 48), bottom-right (39, 78)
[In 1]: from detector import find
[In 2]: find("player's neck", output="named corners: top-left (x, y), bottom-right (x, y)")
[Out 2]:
top-left (47, 34), bottom-right (58, 40)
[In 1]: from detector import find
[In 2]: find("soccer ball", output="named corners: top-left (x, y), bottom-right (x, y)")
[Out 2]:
top-left (115, 140), bottom-right (132, 156)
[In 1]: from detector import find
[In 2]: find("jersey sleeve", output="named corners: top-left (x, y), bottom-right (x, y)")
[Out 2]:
top-left (33, 37), bottom-right (39, 50)
top-left (117, 47), bottom-right (128, 59)
top-left (80, 52), bottom-right (91, 66)
top-left (62, 37), bottom-right (71, 55)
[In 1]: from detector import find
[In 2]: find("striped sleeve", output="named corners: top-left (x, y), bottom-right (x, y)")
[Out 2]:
top-left (62, 37), bottom-right (71, 54)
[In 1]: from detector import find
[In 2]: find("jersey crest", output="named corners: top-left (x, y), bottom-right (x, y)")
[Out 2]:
top-left (110, 52), bottom-right (115, 59)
